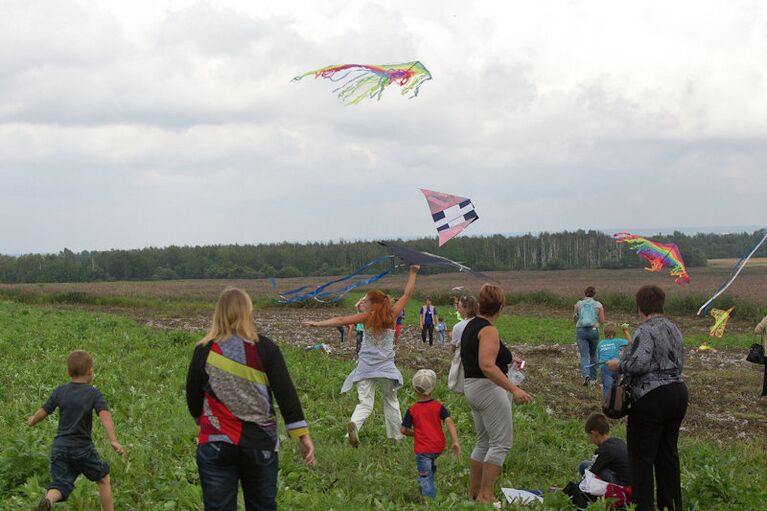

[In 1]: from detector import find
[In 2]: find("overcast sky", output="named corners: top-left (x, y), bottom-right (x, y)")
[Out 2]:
top-left (1, 0), bottom-right (766, 254)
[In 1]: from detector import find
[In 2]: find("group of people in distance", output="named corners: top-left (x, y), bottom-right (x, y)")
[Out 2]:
top-left (29, 265), bottom-right (727, 511)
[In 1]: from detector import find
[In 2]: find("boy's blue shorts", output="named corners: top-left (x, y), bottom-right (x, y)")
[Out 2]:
top-left (49, 444), bottom-right (109, 500)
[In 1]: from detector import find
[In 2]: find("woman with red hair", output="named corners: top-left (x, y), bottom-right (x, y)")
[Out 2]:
top-left (305, 265), bottom-right (420, 446)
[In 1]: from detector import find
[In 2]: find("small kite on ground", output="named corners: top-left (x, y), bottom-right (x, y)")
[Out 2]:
top-left (275, 241), bottom-right (489, 303)
top-left (697, 230), bottom-right (767, 315)
top-left (292, 61), bottom-right (432, 104)
top-left (420, 188), bottom-right (478, 246)
top-left (613, 233), bottom-right (690, 285)
top-left (709, 306), bottom-right (735, 338)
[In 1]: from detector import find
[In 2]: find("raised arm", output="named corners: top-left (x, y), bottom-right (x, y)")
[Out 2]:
top-left (393, 265), bottom-right (420, 316)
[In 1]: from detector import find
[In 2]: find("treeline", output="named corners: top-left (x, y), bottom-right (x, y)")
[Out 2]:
top-left (0, 230), bottom-right (764, 284)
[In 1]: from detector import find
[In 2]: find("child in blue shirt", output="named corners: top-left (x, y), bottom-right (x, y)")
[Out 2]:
top-left (437, 316), bottom-right (447, 346)
top-left (598, 323), bottom-right (631, 400)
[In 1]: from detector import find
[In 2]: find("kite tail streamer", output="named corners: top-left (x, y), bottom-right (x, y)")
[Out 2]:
top-left (313, 269), bottom-right (392, 303)
top-left (277, 255), bottom-right (393, 303)
top-left (697, 231), bottom-right (767, 315)
top-left (292, 62), bottom-right (432, 104)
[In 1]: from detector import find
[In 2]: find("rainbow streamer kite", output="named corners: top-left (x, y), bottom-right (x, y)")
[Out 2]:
top-left (613, 233), bottom-right (690, 285)
top-left (709, 306), bottom-right (734, 338)
top-left (292, 61), bottom-right (432, 104)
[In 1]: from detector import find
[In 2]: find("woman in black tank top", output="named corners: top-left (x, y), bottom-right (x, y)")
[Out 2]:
top-left (462, 284), bottom-right (533, 505)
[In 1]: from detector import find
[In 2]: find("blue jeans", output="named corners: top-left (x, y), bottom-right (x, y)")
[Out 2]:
top-left (196, 442), bottom-right (279, 511)
top-left (415, 453), bottom-right (439, 499)
top-left (576, 327), bottom-right (600, 380)
top-left (578, 460), bottom-right (619, 484)
top-left (601, 366), bottom-right (619, 400)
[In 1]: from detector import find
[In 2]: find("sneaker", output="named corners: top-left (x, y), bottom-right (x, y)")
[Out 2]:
top-left (347, 421), bottom-right (359, 448)
top-left (36, 498), bottom-right (52, 511)
top-left (583, 377), bottom-right (590, 386)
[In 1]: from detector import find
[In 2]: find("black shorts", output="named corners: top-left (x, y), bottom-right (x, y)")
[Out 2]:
top-left (49, 444), bottom-right (109, 500)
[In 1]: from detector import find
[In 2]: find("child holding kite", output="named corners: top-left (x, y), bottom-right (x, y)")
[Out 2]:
top-left (304, 265), bottom-right (420, 446)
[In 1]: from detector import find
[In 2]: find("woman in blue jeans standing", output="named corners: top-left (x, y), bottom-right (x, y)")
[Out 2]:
top-left (573, 286), bottom-right (606, 385)
top-left (186, 288), bottom-right (315, 510)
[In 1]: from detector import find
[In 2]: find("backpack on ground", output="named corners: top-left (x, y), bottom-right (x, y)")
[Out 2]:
top-left (578, 299), bottom-right (598, 328)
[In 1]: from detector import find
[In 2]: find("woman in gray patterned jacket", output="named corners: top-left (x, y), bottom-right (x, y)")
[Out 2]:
top-left (606, 285), bottom-right (688, 511)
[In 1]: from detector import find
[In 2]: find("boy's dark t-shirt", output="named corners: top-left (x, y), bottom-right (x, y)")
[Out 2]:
top-left (43, 382), bottom-right (109, 448)
top-left (590, 437), bottom-right (631, 486)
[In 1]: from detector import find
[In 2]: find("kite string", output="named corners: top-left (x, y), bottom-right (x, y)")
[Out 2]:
top-left (697, 231), bottom-right (767, 315)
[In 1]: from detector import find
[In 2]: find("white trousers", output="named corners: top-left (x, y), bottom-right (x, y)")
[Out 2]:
top-left (349, 378), bottom-right (403, 440)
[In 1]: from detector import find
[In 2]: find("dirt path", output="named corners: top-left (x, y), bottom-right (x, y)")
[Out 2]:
top-left (144, 308), bottom-right (767, 443)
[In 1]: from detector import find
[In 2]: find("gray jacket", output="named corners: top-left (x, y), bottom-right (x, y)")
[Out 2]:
top-left (619, 316), bottom-right (684, 402)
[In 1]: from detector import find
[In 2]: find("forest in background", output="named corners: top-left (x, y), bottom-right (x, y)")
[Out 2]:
top-left (0, 229), bottom-right (765, 283)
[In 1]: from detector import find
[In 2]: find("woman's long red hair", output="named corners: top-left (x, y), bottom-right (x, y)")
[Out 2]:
top-left (364, 290), bottom-right (395, 336)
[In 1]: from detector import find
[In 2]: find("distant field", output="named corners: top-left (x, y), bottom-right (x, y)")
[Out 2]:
top-left (2, 265), bottom-right (767, 302)
top-left (708, 257), bottom-right (767, 267)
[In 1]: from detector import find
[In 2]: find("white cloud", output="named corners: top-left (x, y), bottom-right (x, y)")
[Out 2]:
top-left (1, 0), bottom-right (766, 253)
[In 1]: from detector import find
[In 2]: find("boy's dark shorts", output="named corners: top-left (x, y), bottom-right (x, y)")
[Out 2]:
top-left (49, 444), bottom-right (109, 500)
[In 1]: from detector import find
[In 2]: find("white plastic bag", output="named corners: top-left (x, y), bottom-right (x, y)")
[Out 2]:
top-left (447, 350), bottom-right (464, 393)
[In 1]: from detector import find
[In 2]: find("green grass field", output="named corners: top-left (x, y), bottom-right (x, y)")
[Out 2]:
top-left (1, 300), bottom-right (765, 510)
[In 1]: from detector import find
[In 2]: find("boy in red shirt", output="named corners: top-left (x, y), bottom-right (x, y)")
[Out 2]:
top-left (400, 369), bottom-right (460, 499)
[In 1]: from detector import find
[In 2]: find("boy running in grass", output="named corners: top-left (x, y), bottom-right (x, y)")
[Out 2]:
top-left (27, 350), bottom-right (124, 511)
top-left (597, 323), bottom-right (631, 400)
top-left (400, 369), bottom-right (460, 499)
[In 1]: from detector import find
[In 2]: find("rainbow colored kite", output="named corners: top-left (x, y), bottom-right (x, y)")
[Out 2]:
top-left (292, 61), bottom-right (432, 104)
top-left (709, 306), bottom-right (734, 338)
top-left (613, 233), bottom-right (690, 285)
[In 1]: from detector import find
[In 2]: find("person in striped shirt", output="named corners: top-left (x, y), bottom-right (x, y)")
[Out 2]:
top-left (186, 287), bottom-right (315, 511)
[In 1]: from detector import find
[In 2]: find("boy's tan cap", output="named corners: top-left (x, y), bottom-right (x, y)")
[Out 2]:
top-left (412, 368), bottom-right (437, 395)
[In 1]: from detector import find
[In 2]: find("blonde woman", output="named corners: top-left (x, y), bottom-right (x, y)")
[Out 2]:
top-left (186, 288), bottom-right (315, 511)
top-left (304, 265), bottom-right (419, 447)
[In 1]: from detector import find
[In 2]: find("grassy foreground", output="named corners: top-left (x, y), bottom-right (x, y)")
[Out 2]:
top-left (0, 301), bottom-right (764, 510)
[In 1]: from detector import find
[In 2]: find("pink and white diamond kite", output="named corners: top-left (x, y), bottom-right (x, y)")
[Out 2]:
top-left (420, 188), bottom-right (479, 246)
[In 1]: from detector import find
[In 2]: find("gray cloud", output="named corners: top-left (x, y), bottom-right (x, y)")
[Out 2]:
top-left (1, 0), bottom-right (766, 253)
